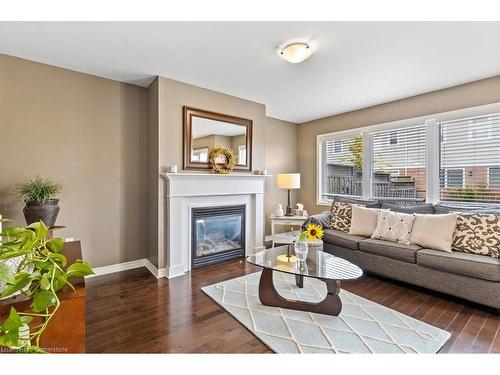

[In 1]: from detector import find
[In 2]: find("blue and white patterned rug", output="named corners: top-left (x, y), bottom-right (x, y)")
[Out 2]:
top-left (202, 272), bottom-right (450, 353)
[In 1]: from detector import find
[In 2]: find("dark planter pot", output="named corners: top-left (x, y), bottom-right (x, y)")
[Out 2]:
top-left (23, 199), bottom-right (60, 227)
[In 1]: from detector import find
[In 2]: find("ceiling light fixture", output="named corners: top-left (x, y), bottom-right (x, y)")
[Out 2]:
top-left (279, 42), bottom-right (312, 64)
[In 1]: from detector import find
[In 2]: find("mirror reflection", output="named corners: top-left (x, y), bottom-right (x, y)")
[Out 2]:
top-left (191, 116), bottom-right (248, 165)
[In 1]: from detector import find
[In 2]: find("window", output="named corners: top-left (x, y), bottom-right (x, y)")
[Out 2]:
top-left (372, 126), bottom-right (426, 200)
top-left (439, 114), bottom-right (500, 203)
top-left (238, 145), bottom-right (246, 165)
top-left (319, 135), bottom-right (363, 202)
top-left (192, 147), bottom-right (208, 162)
top-left (317, 104), bottom-right (500, 206)
top-left (334, 140), bottom-right (342, 153)
top-left (441, 168), bottom-right (464, 188)
top-left (488, 167), bottom-right (500, 188)
top-left (389, 131), bottom-right (398, 145)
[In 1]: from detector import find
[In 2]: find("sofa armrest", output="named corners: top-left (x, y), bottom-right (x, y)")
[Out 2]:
top-left (301, 211), bottom-right (331, 230)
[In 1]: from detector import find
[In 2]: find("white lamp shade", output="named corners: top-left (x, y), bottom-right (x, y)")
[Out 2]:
top-left (277, 173), bottom-right (301, 189)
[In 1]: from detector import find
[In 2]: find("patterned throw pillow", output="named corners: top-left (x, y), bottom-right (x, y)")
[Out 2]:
top-left (371, 210), bottom-right (416, 245)
top-left (330, 202), bottom-right (356, 232)
top-left (452, 213), bottom-right (500, 258)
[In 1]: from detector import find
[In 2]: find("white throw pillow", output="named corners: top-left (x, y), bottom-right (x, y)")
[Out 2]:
top-left (349, 205), bottom-right (381, 237)
top-left (371, 211), bottom-right (416, 245)
top-left (410, 213), bottom-right (458, 252)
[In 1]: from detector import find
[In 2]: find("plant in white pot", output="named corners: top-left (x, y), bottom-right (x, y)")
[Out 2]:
top-left (16, 176), bottom-right (61, 228)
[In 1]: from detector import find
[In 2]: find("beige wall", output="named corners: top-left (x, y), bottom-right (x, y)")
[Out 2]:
top-left (192, 135), bottom-right (215, 150)
top-left (297, 76), bottom-right (500, 214)
top-left (147, 77), bottom-right (159, 266)
top-left (264, 117), bottom-right (299, 234)
top-left (154, 76), bottom-right (297, 268)
top-left (0, 54), bottom-right (149, 268)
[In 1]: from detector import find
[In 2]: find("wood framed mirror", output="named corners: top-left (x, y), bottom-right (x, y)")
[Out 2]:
top-left (183, 106), bottom-right (253, 171)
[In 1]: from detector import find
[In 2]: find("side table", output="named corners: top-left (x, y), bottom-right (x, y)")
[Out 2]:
top-left (269, 215), bottom-right (307, 247)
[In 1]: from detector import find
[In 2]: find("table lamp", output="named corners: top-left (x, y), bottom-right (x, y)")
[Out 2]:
top-left (277, 173), bottom-right (301, 216)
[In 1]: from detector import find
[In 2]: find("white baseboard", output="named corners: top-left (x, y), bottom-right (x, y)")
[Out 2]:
top-left (166, 264), bottom-right (185, 278)
top-left (86, 259), bottom-right (148, 278)
top-left (143, 258), bottom-right (169, 278)
top-left (87, 258), bottom-right (169, 279)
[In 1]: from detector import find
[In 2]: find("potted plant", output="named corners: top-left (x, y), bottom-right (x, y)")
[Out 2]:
top-left (0, 219), bottom-right (93, 352)
top-left (16, 176), bottom-right (61, 227)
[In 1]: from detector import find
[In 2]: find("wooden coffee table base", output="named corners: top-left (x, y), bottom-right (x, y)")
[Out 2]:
top-left (258, 268), bottom-right (343, 316)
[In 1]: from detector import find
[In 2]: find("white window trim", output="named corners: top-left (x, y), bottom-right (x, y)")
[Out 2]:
top-left (487, 166), bottom-right (500, 189)
top-left (316, 102), bottom-right (500, 207)
top-left (443, 168), bottom-right (465, 188)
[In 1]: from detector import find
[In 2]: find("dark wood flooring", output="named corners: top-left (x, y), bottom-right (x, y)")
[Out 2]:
top-left (85, 259), bottom-right (500, 353)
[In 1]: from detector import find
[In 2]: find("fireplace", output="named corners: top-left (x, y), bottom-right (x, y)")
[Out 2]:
top-left (191, 205), bottom-right (246, 268)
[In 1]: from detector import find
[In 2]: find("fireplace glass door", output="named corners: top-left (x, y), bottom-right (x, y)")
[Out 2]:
top-left (191, 205), bottom-right (245, 268)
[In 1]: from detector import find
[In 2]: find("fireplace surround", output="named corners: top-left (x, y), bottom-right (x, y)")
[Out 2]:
top-left (161, 172), bottom-right (268, 278)
top-left (192, 205), bottom-right (246, 268)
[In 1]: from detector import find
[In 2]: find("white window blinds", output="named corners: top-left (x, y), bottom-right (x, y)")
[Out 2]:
top-left (371, 126), bottom-right (427, 201)
top-left (320, 135), bottom-right (363, 201)
top-left (439, 114), bottom-right (500, 203)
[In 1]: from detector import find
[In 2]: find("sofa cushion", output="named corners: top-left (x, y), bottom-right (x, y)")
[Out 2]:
top-left (334, 195), bottom-right (381, 208)
top-left (433, 203), bottom-right (500, 215)
top-left (359, 238), bottom-right (421, 263)
top-left (381, 202), bottom-right (434, 214)
top-left (323, 229), bottom-right (367, 250)
top-left (417, 249), bottom-right (500, 282)
top-left (301, 211), bottom-right (331, 230)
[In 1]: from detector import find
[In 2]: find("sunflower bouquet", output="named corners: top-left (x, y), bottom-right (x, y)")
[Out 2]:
top-left (298, 223), bottom-right (324, 243)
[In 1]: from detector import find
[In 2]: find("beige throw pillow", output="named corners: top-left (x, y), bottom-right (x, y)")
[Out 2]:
top-left (349, 205), bottom-right (381, 237)
top-left (410, 214), bottom-right (457, 252)
top-left (371, 211), bottom-right (416, 245)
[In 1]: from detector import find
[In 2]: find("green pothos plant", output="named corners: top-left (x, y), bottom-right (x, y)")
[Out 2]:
top-left (0, 219), bottom-right (94, 353)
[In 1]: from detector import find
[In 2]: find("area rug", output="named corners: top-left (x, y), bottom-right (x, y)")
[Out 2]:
top-left (201, 272), bottom-right (451, 353)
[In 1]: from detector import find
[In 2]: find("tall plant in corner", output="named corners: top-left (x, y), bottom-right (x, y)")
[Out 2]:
top-left (0, 220), bottom-right (93, 352)
top-left (16, 176), bottom-right (61, 228)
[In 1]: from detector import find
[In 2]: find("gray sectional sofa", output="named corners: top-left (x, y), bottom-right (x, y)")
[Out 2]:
top-left (305, 196), bottom-right (500, 310)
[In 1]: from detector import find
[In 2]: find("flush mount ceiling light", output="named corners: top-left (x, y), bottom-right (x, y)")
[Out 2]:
top-left (279, 42), bottom-right (312, 64)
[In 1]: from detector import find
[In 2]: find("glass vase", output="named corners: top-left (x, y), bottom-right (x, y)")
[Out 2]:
top-left (294, 240), bottom-right (309, 262)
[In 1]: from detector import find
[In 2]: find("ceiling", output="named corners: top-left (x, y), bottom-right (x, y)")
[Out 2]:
top-left (0, 22), bottom-right (499, 123)
top-left (192, 117), bottom-right (246, 138)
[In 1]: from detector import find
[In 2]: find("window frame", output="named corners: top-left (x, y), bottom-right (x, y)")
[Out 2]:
top-left (488, 166), bottom-right (500, 188)
top-left (316, 103), bottom-right (500, 207)
top-left (442, 168), bottom-right (465, 188)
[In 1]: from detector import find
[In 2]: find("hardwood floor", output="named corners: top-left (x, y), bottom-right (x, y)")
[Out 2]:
top-left (85, 259), bottom-right (500, 353)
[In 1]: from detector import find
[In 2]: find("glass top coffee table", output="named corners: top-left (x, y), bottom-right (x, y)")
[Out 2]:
top-left (246, 245), bottom-right (363, 316)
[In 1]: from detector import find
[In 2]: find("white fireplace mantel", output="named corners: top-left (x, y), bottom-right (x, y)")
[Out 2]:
top-left (161, 172), bottom-right (271, 278)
